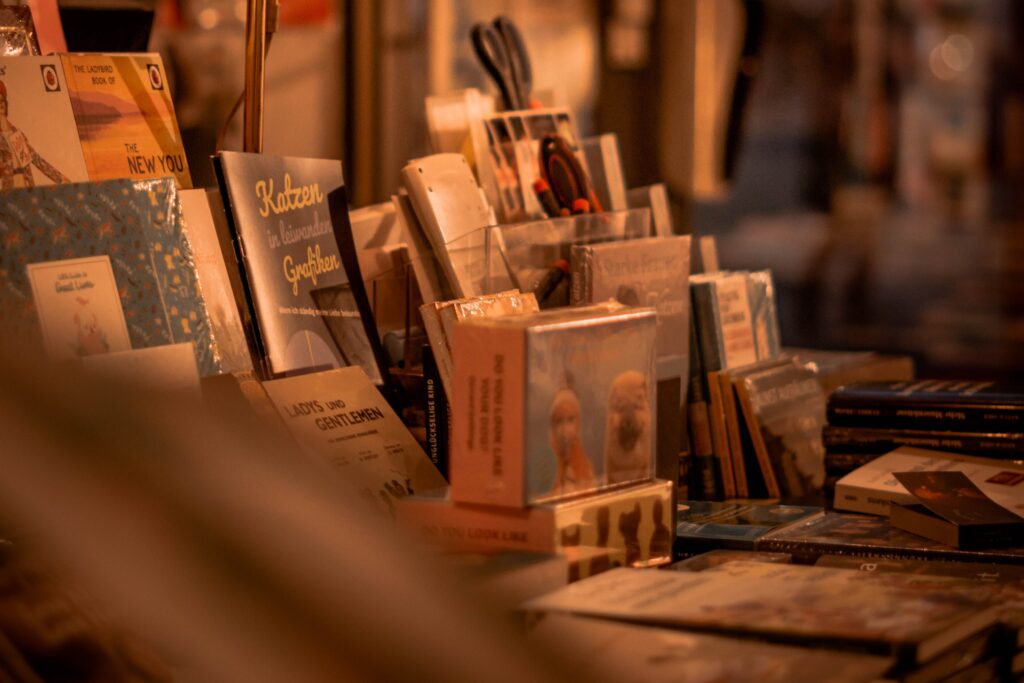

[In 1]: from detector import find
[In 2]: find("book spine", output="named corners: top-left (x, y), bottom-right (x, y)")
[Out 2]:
top-left (735, 377), bottom-right (782, 498)
top-left (685, 315), bottom-right (719, 499)
top-left (827, 401), bottom-right (1024, 432)
top-left (719, 373), bottom-right (748, 498)
top-left (755, 537), bottom-right (1024, 567)
top-left (421, 344), bottom-right (449, 480)
top-left (450, 322), bottom-right (526, 507)
top-left (833, 480), bottom-right (914, 516)
top-left (691, 282), bottom-right (725, 372)
top-left (823, 426), bottom-right (1024, 457)
top-left (395, 500), bottom-right (557, 553)
top-left (706, 371), bottom-right (736, 499)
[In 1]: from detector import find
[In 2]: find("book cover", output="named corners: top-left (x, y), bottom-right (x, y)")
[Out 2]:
top-left (525, 613), bottom-right (893, 683)
top-left (675, 500), bottom-right (821, 556)
top-left (525, 561), bottom-right (1000, 665)
top-left (672, 549), bottom-right (794, 571)
top-left (262, 366), bottom-right (447, 520)
top-left (685, 313), bottom-right (719, 499)
top-left (214, 151), bottom-right (384, 381)
top-left (824, 425), bottom-right (1024, 457)
top-left (707, 370), bottom-right (737, 499)
top-left (827, 380), bottom-right (1024, 432)
top-left (0, 176), bottom-right (222, 376)
top-left (690, 272), bottom-right (757, 372)
top-left (756, 510), bottom-right (1024, 565)
top-left (834, 447), bottom-right (1024, 517)
top-left (890, 471), bottom-right (1024, 549)
top-left (450, 303), bottom-right (658, 507)
top-left (61, 53), bottom-right (191, 188)
top-left (570, 235), bottom-right (691, 369)
top-left (735, 358), bottom-right (827, 498)
top-left (395, 479), bottom-right (674, 578)
top-left (0, 55), bottom-right (88, 188)
top-left (746, 270), bottom-right (781, 361)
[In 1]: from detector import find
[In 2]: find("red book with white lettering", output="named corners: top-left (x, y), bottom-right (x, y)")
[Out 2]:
top-left (213, 151), bottom-right (390, 386)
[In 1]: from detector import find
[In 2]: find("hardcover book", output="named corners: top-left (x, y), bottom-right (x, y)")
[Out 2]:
top-left (61, 53), bottom-right (191, 187)
top-left (450, 302), bottom-right (657, 507)
top-left (690, 272), bottom-right (757, 372)
top-left (525, 561), bottom-right (1001, 665)
top-left (0, 178), bottom-right (222, 375)
top-left (262, 366), bottom-right (446, 520)
top-left (395, 478), bottom-right (674, 578)
top-left (526, 613), bottom-right (893, 683)
top-left (755, 510), bottom-right (1024, 565)
top-left (834, 447), bottom-right (1024, 517)
top-left (0, 55), bottom-right (88, 188)
top-left (675, 500), bottom-right (820, 557)
top-left (890, 471), bottom-right (1024, 549)
top-left (827, 380), bottom-right (1024, 432)
top-left (746, 269), bottom-right (781, 361)
top-left (214, 152), bottom-right (386, 381)
top-left (570, 235), bottom-right (691, 370)
top-left (823, 425), bottom-right (1024, 458)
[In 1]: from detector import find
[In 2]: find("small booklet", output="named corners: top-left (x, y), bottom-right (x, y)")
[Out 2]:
top-left (890, 470), bottom-right (1024, 549)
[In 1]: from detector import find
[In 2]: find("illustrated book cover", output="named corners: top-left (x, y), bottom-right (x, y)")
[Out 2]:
top-left (262, 365), bottom-right (447, 520)
top-left (690, 272), bottom-right (757, 372)
top-left (890, 470), bottom-right (1024, 549)
top-left (450, 302), bottom-right (657, 507)
top-left (214, 151), bottom-right (386, 382)
top-left (525, 561), bottom-right (1001, 665)
top-left (834, 447), bottom-right (1024, 517)
top-left (61, 52), bottom-right (191, 187)
top-left (675, 500), bottom-right (820, 557)
top-left (0, 178), bottom-right (222, 375)
top-left (0, 55), bottom-right (88, 189)
top-left (755, 510), bottom-right (1024, 565)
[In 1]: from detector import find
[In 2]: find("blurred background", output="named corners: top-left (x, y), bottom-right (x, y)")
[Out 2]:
top-left (147, 0), bottom-right (1024, 379)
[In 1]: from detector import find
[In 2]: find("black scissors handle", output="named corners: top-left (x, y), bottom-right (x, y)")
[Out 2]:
top-left (540, 134), bottom-right (599, 213)
top-left (493, 16), bottom-right (532, 108)
top-left (472, 22), bottom-right (520, 110)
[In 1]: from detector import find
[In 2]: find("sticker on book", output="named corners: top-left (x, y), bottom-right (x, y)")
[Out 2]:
top-left (26, 255), bottom-right (132, 360)
top-left (39, 64), bottom-right (60, 91)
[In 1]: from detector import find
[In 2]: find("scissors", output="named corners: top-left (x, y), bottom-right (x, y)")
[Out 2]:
top-left (471, 16), bottom-right (533, 111)
top-left (539, 134), bottom-right (603, 214)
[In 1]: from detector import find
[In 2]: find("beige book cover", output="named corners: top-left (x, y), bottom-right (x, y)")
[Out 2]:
top-left (0, 55), bottom-right (88, 188)
top-left (262, 366), bottom-right (446, 519)
top-left (62, 53), bottom-right (192, 188)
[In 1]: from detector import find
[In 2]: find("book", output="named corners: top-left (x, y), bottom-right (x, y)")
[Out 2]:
top-left (421, 343), bottom-right (449, 480)
top-left (579, 133), bottom-right (628, 212)
top-left (178, 188), bottom-right (252, 374)
top-left (0, 178), bottom-right (223, 375)
top-left (833, 447), bottom-right (1024, 517)
top-left (525, 613), bottom-right (893, 683)
top-left (746, 270), bottom-right (781, 362)
top-left (395, 479), bottom-right (674, 578)
top-left (690, 272), bottom-right (757, 372)
top-left (570, 235), bottom-right (691, 370)
top-left (827, 380), bottom-right (1024, 432)
top-left (824, 425), bottom-right (1024, 458)
top-left (755, 510), bottom-right (1024, 565)
top-left (707, 369), bottom-right (738, 498)
top-left (261, 365), bottom-right (447, 520)
top-left (734, 358), bottom-right (827, 498)
top-left (675, 500), bottom-right (821, 557)
top-left (789, 348), bottom-right (915, 396)
top-left (889, 471), bottom-right (1024, 549)
top-left (0, 55), bottom-right (88, 188)
top-left (524, 561), bottom-right (1001, 665)
top-left (671, 549), bottom-right (794, 571)
top-left (626, 183), bottom-right (673, 238)
top-left (450, 302), bottom-right (657, 507)
top-left (60, 53), bottom-right (191, 188)
top-left (815, 553), bottom-right (1024, 585)
top-left (685, 314), bottom-right (719, 499)
top-left (214, 151), bottom-right (387, 382)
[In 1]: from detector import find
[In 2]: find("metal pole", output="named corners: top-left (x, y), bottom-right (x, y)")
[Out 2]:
top-left (243, 0), bottom-right (267, 153)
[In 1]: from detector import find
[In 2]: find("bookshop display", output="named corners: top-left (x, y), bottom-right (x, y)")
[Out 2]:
top-left (3, 8), bottom-right (1024, 683)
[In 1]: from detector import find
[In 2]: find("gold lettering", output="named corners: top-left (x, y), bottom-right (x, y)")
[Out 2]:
top-left (282, 244), bottom-right (342, 296)
top-left (256, 173), bottom-right (326, 218)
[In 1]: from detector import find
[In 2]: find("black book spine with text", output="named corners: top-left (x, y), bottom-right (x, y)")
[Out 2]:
top-left (421, 344), bottom-right (449, 480)
top-left (823, 425), bottom-right (1024, 457)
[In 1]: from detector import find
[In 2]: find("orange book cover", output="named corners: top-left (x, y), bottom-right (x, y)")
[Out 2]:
top-left (61, 53), bottom-right (191, 188)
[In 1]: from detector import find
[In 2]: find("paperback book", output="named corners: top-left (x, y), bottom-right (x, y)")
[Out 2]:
top-left (690, 272), bottom-right (757, 372)
top-left (675, 500), bottom-right (820, 558)
top-left (214, 152), bottom-right (388, 383)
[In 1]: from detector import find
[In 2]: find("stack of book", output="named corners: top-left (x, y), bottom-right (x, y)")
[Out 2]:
top-left (397, 301), bottom-right (676, 579)
top-left (824, 381), bottom-right (1024, 503)
top-left (525, 560), bottom-right (1018, 683)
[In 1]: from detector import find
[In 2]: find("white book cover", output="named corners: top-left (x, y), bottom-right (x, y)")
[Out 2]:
top-left (834, 446), bottom-right (1024, 517)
